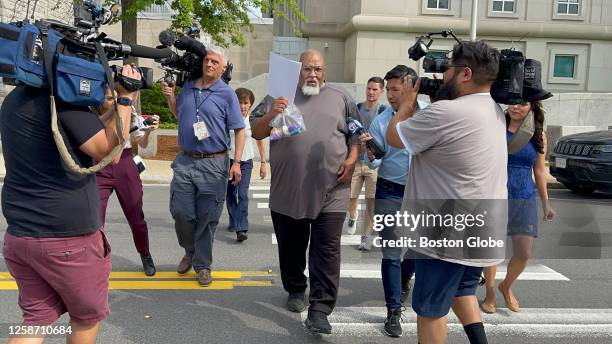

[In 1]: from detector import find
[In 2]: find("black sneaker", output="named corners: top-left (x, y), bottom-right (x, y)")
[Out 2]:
top-left (236, 231), bottom-right (248, 242)
top-left (140, 255), bottom-right (156, 277)
top-left (304, 310), bottom-right (332, 334)
top-left (286, 293), bottom-right (306, 313)
top-left (383, 308), bottom-right (403, 337)
top-left (400, 280), bottom-right (411, 304)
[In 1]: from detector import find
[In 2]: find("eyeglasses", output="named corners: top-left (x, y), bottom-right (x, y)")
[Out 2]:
top-left (302, 66), bottom-right (324, 74)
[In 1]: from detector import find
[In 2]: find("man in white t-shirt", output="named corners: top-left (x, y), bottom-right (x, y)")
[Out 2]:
top-left (386, 41), bottom-right (506, 344)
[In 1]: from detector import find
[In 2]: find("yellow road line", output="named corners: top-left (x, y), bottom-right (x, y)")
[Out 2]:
top-left (0, 278), bottom-right (273, 290)
top-left (0, 281), bottom-right (17, 290)
top-left (109, 280), bottom-right (235, 290)
top-left (0, 271), bottom-right (276, 280)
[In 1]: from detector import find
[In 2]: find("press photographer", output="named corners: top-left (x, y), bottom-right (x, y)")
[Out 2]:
top-left (0, 64), bottom-right (141, 343)
top-left (386, 40), bottom-right (506, 344)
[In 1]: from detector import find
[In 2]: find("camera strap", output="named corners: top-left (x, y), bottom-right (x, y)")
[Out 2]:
top-left (507, 110), bottom-right (535, 155)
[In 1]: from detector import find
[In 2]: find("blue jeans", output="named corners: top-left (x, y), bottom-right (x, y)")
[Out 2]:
top-left (375, 178), bottom-right (415, 310)
top-left (169, 154), bottom-right (229, 271)
top-left (226, 159), bottom-right (253, 231)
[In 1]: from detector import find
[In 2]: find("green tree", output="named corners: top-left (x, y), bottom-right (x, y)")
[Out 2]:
top-left (118, 0), bottom-right (306, 48)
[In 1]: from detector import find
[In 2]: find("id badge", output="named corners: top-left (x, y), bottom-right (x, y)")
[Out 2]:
top-left (193, 116), bottom-right (209, 140)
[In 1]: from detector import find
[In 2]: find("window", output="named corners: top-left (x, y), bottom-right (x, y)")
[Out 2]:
top-left (427, 0), bottom-right (449, 9)
top-left (557, 0), bottom-right (580, 15)
top-left (554, 55), bottom-right (576, 78)
top-left (492, 0), bottom-right (515, 12)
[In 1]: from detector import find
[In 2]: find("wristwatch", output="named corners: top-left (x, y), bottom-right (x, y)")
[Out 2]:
top-left (117, 97), bottom-right (132, 106)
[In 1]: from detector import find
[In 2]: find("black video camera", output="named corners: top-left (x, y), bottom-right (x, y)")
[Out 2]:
top-left (407, 29), bottom-right (525, 104)
top-left (110, 65), bottom-right (154, 91)
top-left (156, 27), bottom-right (206, 87)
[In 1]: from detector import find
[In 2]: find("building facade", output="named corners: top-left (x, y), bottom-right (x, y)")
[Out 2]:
top-left (275, 0), bottom-right (612, 92)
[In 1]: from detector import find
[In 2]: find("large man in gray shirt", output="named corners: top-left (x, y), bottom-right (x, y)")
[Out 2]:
top-left (387, 41), bottom-right (505, 344)
top-left (251, 49), bottom-right (360, 334)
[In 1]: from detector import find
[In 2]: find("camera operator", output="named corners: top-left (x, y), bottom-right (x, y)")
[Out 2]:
top-left (94, 88), bottom-right (159, 277)
top-left (160, 45), bottom-right (245, 287)
top-left (1, 64), bottom-right (140, 344)
top-left (386, 41), bottom-right (506, 344)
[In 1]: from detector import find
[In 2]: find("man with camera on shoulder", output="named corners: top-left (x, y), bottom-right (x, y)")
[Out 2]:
top-left (160, 45), bottom-right (245, 287)
top-left (1, 64), bottom-right (141, 344)
top-left (386, 41), bottom-right (507, 344)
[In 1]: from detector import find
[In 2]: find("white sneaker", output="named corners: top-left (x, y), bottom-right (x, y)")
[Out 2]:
top-left (347, 211), bottom-right (358, 235)
top-left (358, 235), bottom-right (371, 251)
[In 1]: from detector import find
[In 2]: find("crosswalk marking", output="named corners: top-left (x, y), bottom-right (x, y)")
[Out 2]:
top-left (300, 307), bottom-right (612, 337)
top-left (297, 263), bottom-right (568, 280)
top-left (271, 234), bottom-right (362, 246)
top-left (259, 203), bottom-right (365, 210)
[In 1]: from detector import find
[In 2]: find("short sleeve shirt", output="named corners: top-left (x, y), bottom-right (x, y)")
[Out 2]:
top-left (0, 86), bottom-right (104, 237)
top-left (250, 85), bottom-right (360, 219)
top-left (176, 79), bottom-right (244, 153)
top-left (396, 93), bottom-right (508, 266)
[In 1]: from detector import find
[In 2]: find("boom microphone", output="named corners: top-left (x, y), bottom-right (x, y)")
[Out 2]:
top-left (127, 44), bottom-right (174, 59)
top-left (175, 35), bottom-right (206, 56)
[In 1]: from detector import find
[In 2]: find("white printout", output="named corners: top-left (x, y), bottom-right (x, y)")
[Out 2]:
top-left (267, 52), bottom-right (301, 104)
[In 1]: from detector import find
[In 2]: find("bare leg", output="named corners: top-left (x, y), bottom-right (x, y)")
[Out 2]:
top-left (348, 198), bottom-right (359, 220)
top-left (417, 315), bottom-right (447, 344)
top-left (363, 198), bottom-right (375, 237)
top-left (481, 266), bottom-right (497, 312)
top-left (66, 321), bottom-right (100, 344)
top-left (499, 235), bottom-right (533, 311)
top-left (8, 333), bottom-right (45, 344)
top-left (453, 295), bottom-right (483, 325)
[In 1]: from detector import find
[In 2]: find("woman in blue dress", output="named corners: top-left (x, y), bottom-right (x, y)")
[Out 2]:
top-left (481, 64), bottom-right (556, 314)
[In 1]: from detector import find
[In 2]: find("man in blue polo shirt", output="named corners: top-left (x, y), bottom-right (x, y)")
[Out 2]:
top-left (161, 45), bottom-right (245, 287)
top-left (362, 65), bottom-right (427, 338)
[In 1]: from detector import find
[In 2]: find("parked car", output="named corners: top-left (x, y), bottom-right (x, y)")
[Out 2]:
top-left (549, 130), bottom-right (612, 194)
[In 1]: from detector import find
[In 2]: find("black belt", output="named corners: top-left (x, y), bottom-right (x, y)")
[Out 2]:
top-left (182, 150), bottom-right (227, 159)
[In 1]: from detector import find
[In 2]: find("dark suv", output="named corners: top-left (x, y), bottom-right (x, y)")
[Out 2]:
top-left (549, 130), bottom-right (612, 194)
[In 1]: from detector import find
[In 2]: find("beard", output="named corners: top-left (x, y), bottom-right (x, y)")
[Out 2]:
top-left (435, 72), bottom-right (461, 101)
top-left (301, 80), bottom-right (320, 96)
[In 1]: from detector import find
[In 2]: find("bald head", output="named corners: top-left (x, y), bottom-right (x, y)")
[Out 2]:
top-left (299, 49), bottom-right (325, 65)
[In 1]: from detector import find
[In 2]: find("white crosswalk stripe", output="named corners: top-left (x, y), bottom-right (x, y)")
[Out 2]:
top-left (300, 307), bottom-right (612, 337)
top-left (299, 263), bottom-right (569, 280)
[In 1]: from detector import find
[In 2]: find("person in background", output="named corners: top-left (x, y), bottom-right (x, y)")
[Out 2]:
top-left (347, 76), bottom-right (387, 251)
top-left (226, 87), bottom-right (267, 242)
top-left (481, 62), bottom-right (555, 314)
top-left (95, 89), bottom-right (159, 276)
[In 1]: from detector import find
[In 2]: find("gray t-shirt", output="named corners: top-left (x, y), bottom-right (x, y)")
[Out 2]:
top-left (357, 103), bottom-right (385, 162)
top-left (250, 85), bottom-right (360, 220)
top-left (397, 93), bottom-right (508, 267)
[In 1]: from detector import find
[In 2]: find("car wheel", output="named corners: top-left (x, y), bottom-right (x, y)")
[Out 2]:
top-left (563, 183), bottom-right (597, 195)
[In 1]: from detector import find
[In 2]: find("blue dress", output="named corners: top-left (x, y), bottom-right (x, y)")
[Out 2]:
top-left (507, 130), bottom-right (539, 237)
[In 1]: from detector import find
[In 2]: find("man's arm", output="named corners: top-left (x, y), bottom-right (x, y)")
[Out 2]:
top-left (251, 97), bottom-right (288, 140)
top-left (80, 65), bottom-right (141, 164)
top-left (387, 77), bottom-right (420, 148)
top-left (161, 81), bottom-right (178, 119)
top-left (256, 139), bottom-right (267, 179)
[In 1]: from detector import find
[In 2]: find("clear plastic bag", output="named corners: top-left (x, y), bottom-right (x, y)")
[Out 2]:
top-left (269, 103), bottom-right (306, 141)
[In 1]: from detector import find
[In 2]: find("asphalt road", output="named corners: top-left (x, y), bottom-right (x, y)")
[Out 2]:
top-left (0, 185), bottom-right (611, 344)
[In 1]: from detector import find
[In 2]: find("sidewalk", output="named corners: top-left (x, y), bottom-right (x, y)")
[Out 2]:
top-left (0, 155), bottom-right (562, 188)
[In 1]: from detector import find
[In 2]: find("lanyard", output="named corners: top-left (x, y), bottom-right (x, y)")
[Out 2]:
top-left (193, 89), bottom-right (213, 116)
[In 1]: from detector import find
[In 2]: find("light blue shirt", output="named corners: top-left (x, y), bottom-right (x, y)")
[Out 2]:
top-left (367, 100), bottom-right (428, 185)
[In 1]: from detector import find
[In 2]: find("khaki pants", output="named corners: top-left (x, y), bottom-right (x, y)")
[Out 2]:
top-left (349, 162), bottom-right (377, 236)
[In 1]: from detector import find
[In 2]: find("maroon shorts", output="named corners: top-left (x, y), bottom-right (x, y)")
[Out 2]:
top-left (2, 229), bottom-right (112, 325)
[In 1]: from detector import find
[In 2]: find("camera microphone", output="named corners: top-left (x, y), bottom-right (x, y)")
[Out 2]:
top-left (127, 43), bottom-right (174, 59)
top-left (175, 35), bottom-right (206, 56)
top-left (346, 117), bottom-right (386, 160)
top-left (158, 30), bottom-right (176, 47)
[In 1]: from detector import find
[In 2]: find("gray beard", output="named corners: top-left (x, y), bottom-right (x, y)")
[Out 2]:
top-left (301, 81), bottom-right (320, 96)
